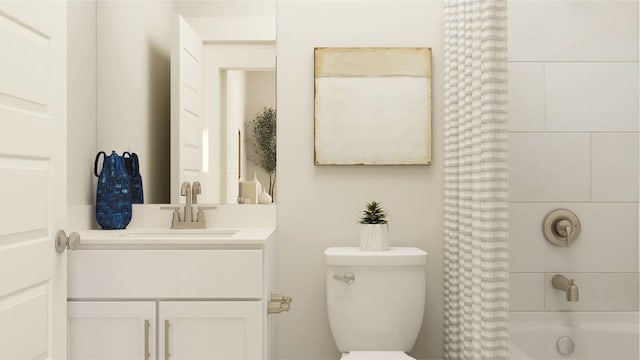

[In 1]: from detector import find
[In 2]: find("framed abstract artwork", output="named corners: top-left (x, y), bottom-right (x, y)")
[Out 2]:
top-left (314, 47), bottom-right (432, 165)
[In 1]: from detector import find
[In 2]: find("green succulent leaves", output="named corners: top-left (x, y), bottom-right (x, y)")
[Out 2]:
top-left (359, 201), bottom-right (388, 224)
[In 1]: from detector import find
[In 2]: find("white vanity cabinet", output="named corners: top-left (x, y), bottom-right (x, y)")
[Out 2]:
top-left (68, 301), bottom-right (156, 360)
top-left (67, 232), bottom-right (275, 360)
top-left (159, 301), bottom-right (263, 359)
top-left (68, 300), bottom-right (263, 360)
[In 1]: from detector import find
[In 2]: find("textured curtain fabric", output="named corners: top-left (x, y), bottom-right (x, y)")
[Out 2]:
top-left (443, 1), bottom-right (509, 359)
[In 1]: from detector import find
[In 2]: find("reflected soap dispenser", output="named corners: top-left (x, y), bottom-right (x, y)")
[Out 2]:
top-left (240, 173), bottom-right (261, 204)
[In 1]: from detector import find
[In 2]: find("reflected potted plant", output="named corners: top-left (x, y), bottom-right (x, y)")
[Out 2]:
top-left (358, 201), bottom-right (390, 251)
top-left (248, 107), bottom-right (276, 200)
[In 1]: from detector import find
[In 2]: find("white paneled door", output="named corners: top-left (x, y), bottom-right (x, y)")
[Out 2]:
top-left (0, 2), bottom-right (68, 359)
top-left (171, 15), bottom-right (203, 204)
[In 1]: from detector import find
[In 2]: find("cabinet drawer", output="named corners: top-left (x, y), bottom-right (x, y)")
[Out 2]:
top-left (68, 250), bottom-right (263, 299)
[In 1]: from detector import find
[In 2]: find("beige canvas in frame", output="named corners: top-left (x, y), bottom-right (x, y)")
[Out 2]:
top-left (314, 47), bottom-right (432, 165)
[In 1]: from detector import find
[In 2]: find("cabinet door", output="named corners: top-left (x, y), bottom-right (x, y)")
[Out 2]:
top-left (68, 301), bottom-right (156, 360)
top-left (159, 301), bottom-right (263, 360)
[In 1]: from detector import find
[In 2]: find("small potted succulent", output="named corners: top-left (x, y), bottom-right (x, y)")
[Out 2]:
top-left (358, 201), bottom-right (390, 251)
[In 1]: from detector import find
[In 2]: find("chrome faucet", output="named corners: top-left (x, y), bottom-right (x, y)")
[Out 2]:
top-left (162, 181), bottom-right (216, 229)
top-left (552, 274), bottom-right (579, 302)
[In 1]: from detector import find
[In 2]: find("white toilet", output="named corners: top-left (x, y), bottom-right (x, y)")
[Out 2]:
top-left (325, 247), bottom-right (428, 360)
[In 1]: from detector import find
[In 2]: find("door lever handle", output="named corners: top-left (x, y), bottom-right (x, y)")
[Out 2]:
top-left (55, 230), bottom-right (79, 253)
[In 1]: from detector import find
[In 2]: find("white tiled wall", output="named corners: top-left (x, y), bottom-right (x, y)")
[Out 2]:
top-left (509, 133), bottom-right (591, 202)
top-left (592, 133), bottom-right (640, 202)
top-left (508, 1), bottom-right (638, 62)
top-left (545, 63), bottom-right (639, 132)
top-left (508, 63), bottom-right (545, 132)
top-left (508, 0), bottom-right (639, 313)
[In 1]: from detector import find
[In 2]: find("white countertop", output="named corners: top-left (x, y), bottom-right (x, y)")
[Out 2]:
top-left (76, 227), bottom-right (276, 249)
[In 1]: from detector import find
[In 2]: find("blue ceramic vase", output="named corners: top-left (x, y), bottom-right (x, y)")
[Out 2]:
top-left (94, 151), bottom-right (132, 229)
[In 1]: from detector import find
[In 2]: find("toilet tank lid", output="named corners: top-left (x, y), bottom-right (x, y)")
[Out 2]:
top-left (325, 247), bottom-right (427, 266)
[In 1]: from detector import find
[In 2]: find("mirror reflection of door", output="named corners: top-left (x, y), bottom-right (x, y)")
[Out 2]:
top-left (171, 15), bottom-right (204, 204)
top-left (172, 16), bottom-right (276, 204)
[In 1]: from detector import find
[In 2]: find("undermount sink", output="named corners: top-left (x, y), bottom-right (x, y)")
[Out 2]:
top-left (118, 228), bottom-right (239, 239)
top-left (76, 227), bottom-right (274, 249)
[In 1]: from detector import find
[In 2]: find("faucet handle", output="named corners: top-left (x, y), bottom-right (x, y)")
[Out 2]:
top-left (543, 209), bottom-right (581, 247)
top-left (161, 206), bottom-right (182, 227)
top-left (195, 206), bottom-right (217, 223)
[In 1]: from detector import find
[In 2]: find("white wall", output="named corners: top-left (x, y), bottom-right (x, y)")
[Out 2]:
top-left (276, 2), bottom-right (444, 359)
top-left (508, 0), bottom-right (639, 316)
top-left (245, 71), bottom-right (276, 200)
top-left (97, 1), bottom-right (173, 204)
top-left (67, 1), bottom-right (173, 208)
top-left (67, 1), bottom-right (96, 206)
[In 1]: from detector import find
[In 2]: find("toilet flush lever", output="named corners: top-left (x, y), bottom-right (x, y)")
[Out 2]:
top-left (333, 272), bottom-right (355, 285)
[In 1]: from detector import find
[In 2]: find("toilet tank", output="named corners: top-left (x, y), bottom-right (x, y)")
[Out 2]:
top-left (325, 247), bottom-right (427, 352)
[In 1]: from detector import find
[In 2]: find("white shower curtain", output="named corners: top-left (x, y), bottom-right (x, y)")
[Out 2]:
top-left (443, 1), bottom-right (509, 359)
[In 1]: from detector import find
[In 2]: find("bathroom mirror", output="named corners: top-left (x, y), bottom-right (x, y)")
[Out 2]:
top-left (96, 1), bottom-right (276, 205)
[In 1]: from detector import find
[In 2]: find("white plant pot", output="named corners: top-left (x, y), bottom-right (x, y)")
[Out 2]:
top-left (359, 223), bottom-right (390, 251)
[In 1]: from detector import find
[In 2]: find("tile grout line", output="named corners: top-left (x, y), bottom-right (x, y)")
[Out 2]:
top-left (589, 132), bottom-right (593, 203)
top-left (542, 62), bottom-right (547, 133)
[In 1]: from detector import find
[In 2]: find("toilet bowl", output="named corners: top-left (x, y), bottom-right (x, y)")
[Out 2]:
top-left (325, 247), bottom-right (428, 359)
